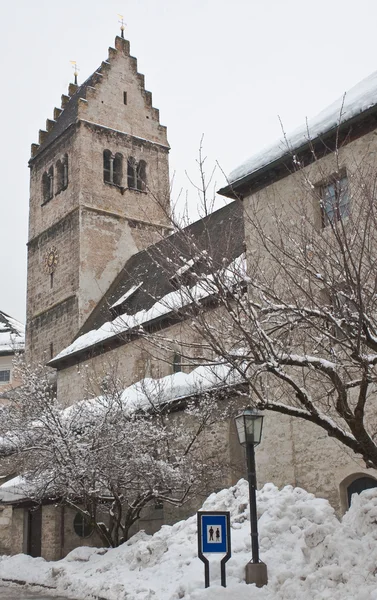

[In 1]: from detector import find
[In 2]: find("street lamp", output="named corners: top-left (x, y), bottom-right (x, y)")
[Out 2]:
top-left (234, 407), bottom-right (268, 587)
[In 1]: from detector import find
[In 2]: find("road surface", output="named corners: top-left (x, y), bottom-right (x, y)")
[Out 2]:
top-left (0, 585), bottom-right (78, 599)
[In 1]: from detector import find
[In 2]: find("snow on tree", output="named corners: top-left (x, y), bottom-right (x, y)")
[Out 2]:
top-left (0, 360), bottom-right (232, 547)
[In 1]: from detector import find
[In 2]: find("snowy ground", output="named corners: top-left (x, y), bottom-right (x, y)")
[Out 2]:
top-left (1, 480), bottom-right (377, 600)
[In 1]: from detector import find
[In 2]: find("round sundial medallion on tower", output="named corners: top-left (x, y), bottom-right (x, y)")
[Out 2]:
top-left (44, 247), bottom-right (59, 273)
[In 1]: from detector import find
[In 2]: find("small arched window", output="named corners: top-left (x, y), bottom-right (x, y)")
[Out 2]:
top-left (137, 160), bottom-right (147, 191)
top-left (347, 476), bottom-right (377, 507)
top-left (127, 157), bottom-right (137, 189)
top-left (173, 353), bottom-right (182, 373)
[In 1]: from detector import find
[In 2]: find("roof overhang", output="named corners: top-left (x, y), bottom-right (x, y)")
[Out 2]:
top-left (218, 102), bottom-right (377, 199)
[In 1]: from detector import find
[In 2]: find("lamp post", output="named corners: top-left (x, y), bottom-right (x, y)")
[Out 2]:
top-left (234, 407), bottom-right (268, 587)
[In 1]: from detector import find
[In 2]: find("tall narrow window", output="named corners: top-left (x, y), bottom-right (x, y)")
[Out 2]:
top-left (42, 172), bottom-right (50, 203)
top-left (137, 160), bottom-right (147, 191)
top-left (55, 154), bottom-right (68, 194)
top-left (123, 91), bottom-right (127, 105)
top-left (113, 153), bottom-right (123, 186)
top-left (127, 157), bottom-right (137, 189)
top-left (48, 166), bottom-right (54, 200)
top-left (63, 154), bottom-right (69, 189)
top-left (103, 149), bottom-right (112, 183)
top-left (173, 353), bottom-right (182, 373)
top-left (321, 174), bottom-right (349, 227)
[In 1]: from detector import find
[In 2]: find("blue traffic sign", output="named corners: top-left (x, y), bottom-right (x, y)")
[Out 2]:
top-left (197, 511), bottom-right (231, 587)
top-left (201, 514), bottom-right (228, 553)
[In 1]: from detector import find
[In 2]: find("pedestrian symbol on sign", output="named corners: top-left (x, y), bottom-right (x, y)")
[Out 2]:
top-left (207, 525), bottom-right (222, 543)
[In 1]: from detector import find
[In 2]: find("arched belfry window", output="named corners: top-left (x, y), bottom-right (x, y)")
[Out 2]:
top-left (127, 157), bottom-right (147, 191)
top-left (137, 160), bottom-right (147, 191)
top-left (127, 157), bottom-right (137, 189)
top-left (42, 167), bottom-right (54, 203)
top-left (104, 150), bottom-right (123, 186)
top-left (56, 154), bottom-right (68, 194)
top-left (113, 153), bottom-right (123, 186)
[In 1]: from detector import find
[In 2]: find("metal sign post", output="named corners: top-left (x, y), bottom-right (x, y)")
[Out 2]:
top-left (197, 511), bottom-right (231, 588)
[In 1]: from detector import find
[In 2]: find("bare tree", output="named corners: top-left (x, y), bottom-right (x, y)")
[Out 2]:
top-left (136, 141), bottom-right (377, 470)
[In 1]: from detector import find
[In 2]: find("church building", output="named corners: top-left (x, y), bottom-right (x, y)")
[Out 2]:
top-left (1, 31), bottom-right (377, 561)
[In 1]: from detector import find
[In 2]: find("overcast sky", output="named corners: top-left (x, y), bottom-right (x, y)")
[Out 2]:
top-left (2, 0), bottom-right (377, 323)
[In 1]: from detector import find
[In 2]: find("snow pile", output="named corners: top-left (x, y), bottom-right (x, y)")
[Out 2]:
top-left (229, 70), bottom-right (377, 185)
top-left (1, 481), bottom-right (377, 599)
top-left (0, 311), bottom-right (24, 354)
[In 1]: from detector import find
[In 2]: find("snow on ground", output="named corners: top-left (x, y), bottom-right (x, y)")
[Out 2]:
top-left (229, 70), bottom-right (377, 185)
top-left (1, 480), bottom-right (377, 600)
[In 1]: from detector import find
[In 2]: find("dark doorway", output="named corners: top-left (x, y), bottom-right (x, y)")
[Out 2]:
top-left (27, 507), bottom-right (42, 557)
top-left (347, 476), bottom-right (377, 507)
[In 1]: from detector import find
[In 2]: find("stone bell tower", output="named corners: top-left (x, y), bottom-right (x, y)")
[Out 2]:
top-left (26, 35), bottom-right (171, 365)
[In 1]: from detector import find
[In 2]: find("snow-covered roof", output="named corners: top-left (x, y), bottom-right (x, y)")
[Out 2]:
top-left (0, 476), bottom-right (29, 503)
top-left (51, 255), bottom-right (246, 364)
top-left (228, 70), bottom-right (377, 187)
top-left (49, 201), bottom-right (245, 367)
top-left (0, 311), bottom-right (25, 355)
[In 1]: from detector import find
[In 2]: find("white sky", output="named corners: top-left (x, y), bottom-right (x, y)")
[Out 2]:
top-left (2, 0), bottom-right (377, 323)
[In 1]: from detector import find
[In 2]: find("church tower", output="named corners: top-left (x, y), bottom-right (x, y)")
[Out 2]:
top-left (26, 35), bottom-right (171, 364)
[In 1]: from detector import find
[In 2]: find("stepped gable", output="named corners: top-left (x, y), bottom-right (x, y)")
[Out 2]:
top-left (0, 311), bottom-right (25, 355)
top-left (30, 35), bottom-right (164, 160)
top-left (77, 200), bottom-right (244, 336)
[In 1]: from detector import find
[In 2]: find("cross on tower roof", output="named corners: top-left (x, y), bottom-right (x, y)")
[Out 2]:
top-left (118, 14), bottom-right (126, 38)
top-left (70, 60), bottom-right (79, 85)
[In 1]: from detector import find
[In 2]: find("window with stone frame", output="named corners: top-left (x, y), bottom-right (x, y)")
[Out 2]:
top-left (0, 370), bottom-right (10, 383)
top-left (320, 173), bottom-right (350, 227)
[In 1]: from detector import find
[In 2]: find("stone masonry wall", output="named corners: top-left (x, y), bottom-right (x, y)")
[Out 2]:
top-left (242, 127), bottom-right (377, 513)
